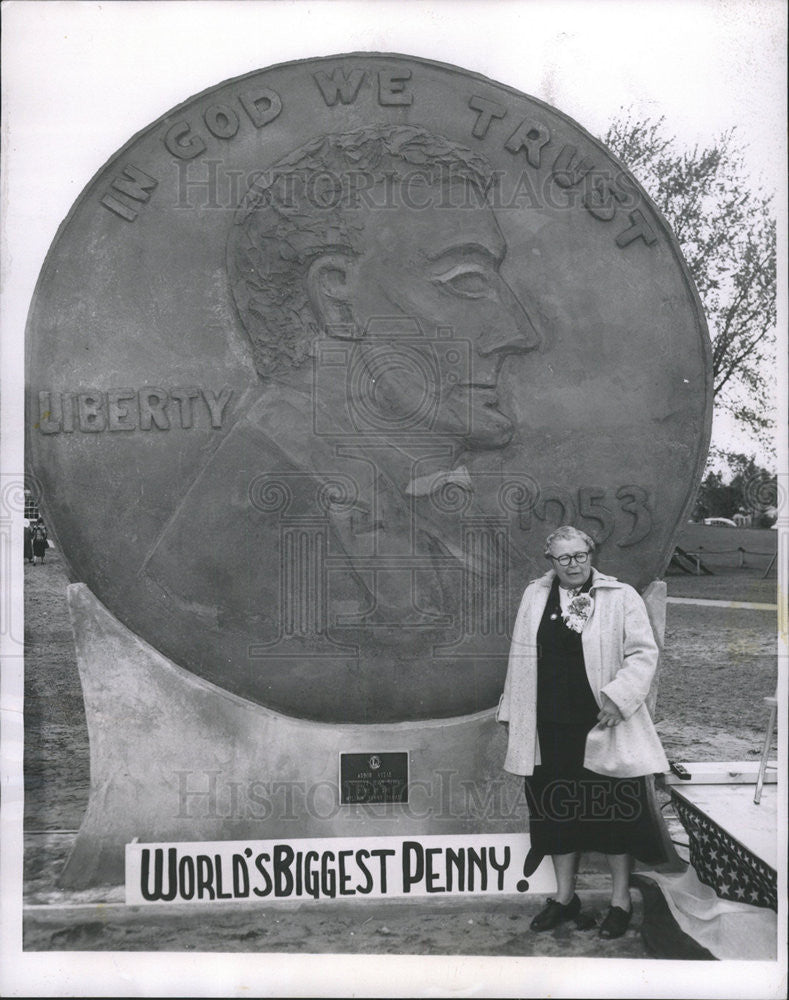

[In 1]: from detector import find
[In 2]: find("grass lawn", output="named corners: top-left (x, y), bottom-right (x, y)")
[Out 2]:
top-left (666, 568), bottom-right (777, 603)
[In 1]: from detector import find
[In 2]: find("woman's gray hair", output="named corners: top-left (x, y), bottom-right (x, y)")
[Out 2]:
top-left (544, 525), bottom-right (596, 558)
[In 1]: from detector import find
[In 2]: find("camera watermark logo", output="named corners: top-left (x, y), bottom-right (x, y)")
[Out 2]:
top-left (312, 318), bottom-right (472, 437)
top-left (1, 473), bottom-right (44, 648)
top-left (743, 470), bottom-right (782, 515)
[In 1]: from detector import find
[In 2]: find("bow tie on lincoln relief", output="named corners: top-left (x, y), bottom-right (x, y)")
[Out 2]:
top-left (324, 463), bottom-right (503, 583)
top-left (404, 464), bottom-right (508, 583)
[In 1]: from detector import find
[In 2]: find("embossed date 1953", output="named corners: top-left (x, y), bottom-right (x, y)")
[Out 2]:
top-left (517, 484), bottom-right (652, 548)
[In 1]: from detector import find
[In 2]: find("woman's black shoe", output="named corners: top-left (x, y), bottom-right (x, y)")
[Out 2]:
top-left (530, 894), bottom-right (581, 931)
top-left (598, 904), bottom-right (632, 939)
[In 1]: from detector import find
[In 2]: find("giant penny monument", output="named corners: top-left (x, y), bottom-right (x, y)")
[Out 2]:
top-left (27, 54), bottom-right (711, 888)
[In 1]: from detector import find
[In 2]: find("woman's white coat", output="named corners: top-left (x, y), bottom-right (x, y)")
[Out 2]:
top-left (498, 568), bottom-right (669, 778)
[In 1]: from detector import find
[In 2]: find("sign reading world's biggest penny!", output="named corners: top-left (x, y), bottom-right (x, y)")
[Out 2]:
top-left (27, 54), bottom-right (711, 725)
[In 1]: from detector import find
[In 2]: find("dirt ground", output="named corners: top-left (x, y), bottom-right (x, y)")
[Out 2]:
top-left (656, 579), bottom-right (778, 761)
top-left (20, 549), bottom-right (779, 955)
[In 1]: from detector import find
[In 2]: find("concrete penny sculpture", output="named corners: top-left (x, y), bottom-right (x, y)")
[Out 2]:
top-left (26, 54), bottom-right (710, 885)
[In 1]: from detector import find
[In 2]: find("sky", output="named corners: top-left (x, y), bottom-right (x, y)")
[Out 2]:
top-left (1, 2), bottom-right (787, 998)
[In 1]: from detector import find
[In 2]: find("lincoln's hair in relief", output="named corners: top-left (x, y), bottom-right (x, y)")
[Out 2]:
top-left (225, 123), bottom-right (542, 454)
top-left (226, 124), bottom-right (500, 378)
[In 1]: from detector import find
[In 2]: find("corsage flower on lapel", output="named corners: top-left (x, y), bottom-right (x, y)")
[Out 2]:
top-left (562, 592), bottom-right (594, 633)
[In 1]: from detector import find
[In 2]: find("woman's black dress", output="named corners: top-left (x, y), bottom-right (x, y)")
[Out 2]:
top-left (523, 576), bottom-right (665, 862)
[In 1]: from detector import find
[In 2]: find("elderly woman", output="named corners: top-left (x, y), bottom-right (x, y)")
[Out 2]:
top-left (498, 525), bottom-right (669, 939)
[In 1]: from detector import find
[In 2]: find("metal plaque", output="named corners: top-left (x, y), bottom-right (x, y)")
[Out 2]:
top-left (339, 752), bottom-right (410, 804)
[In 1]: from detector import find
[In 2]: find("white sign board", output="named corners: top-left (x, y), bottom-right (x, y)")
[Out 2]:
top-left (126, 833), bottom-right (555, 904)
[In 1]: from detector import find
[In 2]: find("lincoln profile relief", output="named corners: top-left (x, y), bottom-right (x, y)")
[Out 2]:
top-left (144, 125), bottom-right (542, 722)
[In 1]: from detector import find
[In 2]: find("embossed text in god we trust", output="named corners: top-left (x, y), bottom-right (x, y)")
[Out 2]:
top-left (103, 63), bottom-right (656, 248)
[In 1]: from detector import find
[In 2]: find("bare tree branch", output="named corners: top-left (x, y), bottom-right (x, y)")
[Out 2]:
top-left (603, 113), bottom-right (777, 450)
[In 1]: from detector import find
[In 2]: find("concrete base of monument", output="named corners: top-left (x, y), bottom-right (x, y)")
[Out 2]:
top-left (59, 584), bottom-right (528, 889)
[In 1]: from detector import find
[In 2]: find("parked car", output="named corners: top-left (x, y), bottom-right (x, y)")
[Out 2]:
top-left (703, 517), bottom-right (737, 528)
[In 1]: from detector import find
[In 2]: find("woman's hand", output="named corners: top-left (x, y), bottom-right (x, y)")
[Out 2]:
top-left (596, 694), bottom-right (624, 728)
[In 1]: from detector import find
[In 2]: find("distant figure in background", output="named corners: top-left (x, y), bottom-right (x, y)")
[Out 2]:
top-left (733, 508), bottom-right (752, 528)
top-left (23, 519), bottom-right (33, 563)
top-left (31, 519), bottom-right (48, 564)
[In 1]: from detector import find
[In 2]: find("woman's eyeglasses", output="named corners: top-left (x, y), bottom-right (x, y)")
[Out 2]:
top-left (551, 551), bottom-right (590, 566)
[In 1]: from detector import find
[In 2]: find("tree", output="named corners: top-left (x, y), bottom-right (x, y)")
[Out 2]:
top-left (692, 449), bottom-right (777, 525)
top-left (602, 114), bottom-right (777, 452)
